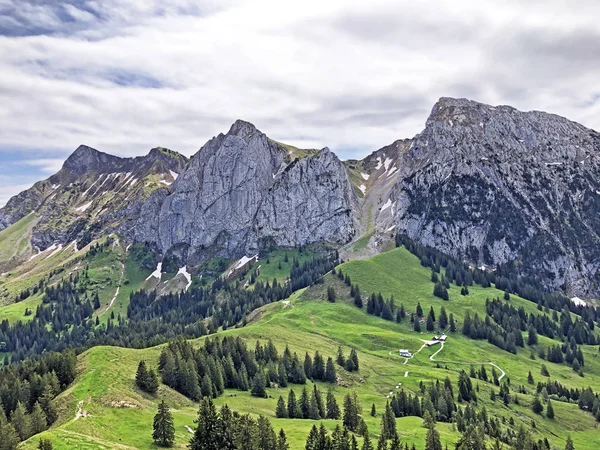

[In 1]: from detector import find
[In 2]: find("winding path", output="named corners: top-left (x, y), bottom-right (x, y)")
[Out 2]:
top-left (384, 339), bottom-right (506, 397)
top-left (429, 342), bottom-right (506, 381)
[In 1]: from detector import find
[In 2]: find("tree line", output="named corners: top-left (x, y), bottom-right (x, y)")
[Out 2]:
top-left (157, 337), bottom-right (343, 402)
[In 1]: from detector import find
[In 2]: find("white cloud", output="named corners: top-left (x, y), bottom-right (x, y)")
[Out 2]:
top-left (0, 0), bottom-right (598, 166)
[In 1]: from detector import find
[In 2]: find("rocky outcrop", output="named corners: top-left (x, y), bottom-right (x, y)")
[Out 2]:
top-left (391, 97), bottom-right (600, 297)
top-left (253, 147), bottom-right (356, 250)
top-left (135, 120), bottom-right (358, 263)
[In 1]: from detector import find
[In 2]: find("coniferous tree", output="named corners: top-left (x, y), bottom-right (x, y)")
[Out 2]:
top-left (189, 397), bottom-right (222, 450)
top-left (251, 370), bottom-right (267, 398)
top-left (38, 438), bottom-right (53, 450)
top-left (424, 424), bottom-right (442, 450)
top-left (153, 400), bottom-right (175, 447)
top-left (276, 396), bottom-right (288, 418)
top-left (377, 433), bottom-right (388, 450)
top-left (300, 387), bottom-right (311, 419)
top-left (326, 388), bottom-right (341, 419)
top-left (343, 393), bottom-right (360, 431)
top-left (381, 402), bottom-right (397, 440)
top-left (565, 435), bottom-right (574, 450)
top-left (337, 347), bottom-right (346, 367)
top-left (362, 432), bottom-right (374, 450)
top-left (30, 402), bottom-right (47, 435)
top-left (546, 399), bottom-right (555, 419)
top-left (532, 395), bottom-right (544, 414)
top-left (325, 357), bottom-right (337, 383)
top-left (277, 429), bottom-right (289, 450)
top-left (11, 401), bottom-right (31, 441)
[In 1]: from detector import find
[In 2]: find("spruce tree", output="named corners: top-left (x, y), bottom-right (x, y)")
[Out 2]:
top-left (424, 424), bottom-right (442, 450)
top-left (532, 395), bottom-right (544, 414)
top-left (30, 402), bottom-right (48, 435)
top-left (362, 432), bottom-right (374, 450)
top-left (377, 433), bottom-right (388, 450)
top-left (189, 397), bottom-right (221, 450)
top-left (325, 357), bottom-right (337, 383)
top-left (276, 396), bottom-right (288, 418)
top-left (546, 399), bottom-right (555, 419)
top-left (153, 400), bottom-right (175, 447)
top-left (38, 438), bottom-right (53, 450)
top-left (309, 390), bottom-right (321, 420)
top-left (300, 386), bottom-right (311, 419)
top-left (565, 435), bottom-right (574, 450)
top-left (277, 429), bottom-right (289, 450)
top-left (12, 401), bottom-right (31, 441)
top-left (326, 388), bottom-right (341, 419)
top-left (251, 370), bottom-right (267, 398)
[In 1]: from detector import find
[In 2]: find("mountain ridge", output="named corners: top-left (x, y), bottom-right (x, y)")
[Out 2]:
top-left (1, 97), bottom-right (599, 298)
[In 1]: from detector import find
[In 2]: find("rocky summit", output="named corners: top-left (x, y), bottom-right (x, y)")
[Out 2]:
top-left (1, 98), bottom-right (599, 298)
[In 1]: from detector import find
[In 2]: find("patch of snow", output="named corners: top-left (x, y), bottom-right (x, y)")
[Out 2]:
top-left (380, 198), bottom-right (393, 212)
top-left (383, 157), bottom-right (393, 171)
top-left (386, 166), bottom-right (398, 177)
top-left (481, 157), bottom-right (489, 161)
top-left (571, 297), bottom-right (586, 307)
top-left (375, 156), bottom-right (383, 170)
top-left (68, 241), bottom-right (78, 252)
top-left (169, 170), bottom-right (179, 180)
top-left (146, 262), bottom-right (163, 281)
top-left (81, 176), bottom-right (102, 198)
top-left (185, 425), bottom-right (194, 434)
top-left (391, 201), bottom-right (396, 217)
top-left (160, 180), bottom-right (172, 186)
top-left (387, 225), bottom-right (396, 232)
top-left (229, 255), bottom-right (258, 274)
top-left (596, 190), bottom-right (600, 195)
top-left (449, 119), bottom-right (453, 127)
top-left (545, 162), bottom-right (563, 166)
top-left (361, 172), bottom-right (369, 180)
top-left (479, 122), bottom-right (484, 128)
top-left (178, 266), bottom-right (193, 292)
top-left (128, 178), bottom-right (138, 187)
top-left (358, 184), bottom-right (366, 195)
top-left (75, 201), bottom-right (93, 212)
top-left (47, 244), bottom-right (64, 259)
top-left (126, 244), bottom-right (132, 252)
top-left (51, 184), bottom-right (60, 190)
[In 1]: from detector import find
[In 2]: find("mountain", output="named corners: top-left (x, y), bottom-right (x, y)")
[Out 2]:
top-left (387, 97), bottom-right (600, 298)
top-left (0, 146), bottom-right (188, 269)
top-left (1, 98), bottom-right (599, 298)
top-left (134, 120), bottom-right (356, 266)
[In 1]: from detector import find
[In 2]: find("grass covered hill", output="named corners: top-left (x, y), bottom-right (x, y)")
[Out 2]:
top-left (15, 245), bottom-right (600, 450)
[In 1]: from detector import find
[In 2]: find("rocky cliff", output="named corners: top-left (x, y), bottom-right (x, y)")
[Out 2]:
top-left (135, 120), bottom-right (357, 264)
top-left (390, 97), bottom-right (600, 297)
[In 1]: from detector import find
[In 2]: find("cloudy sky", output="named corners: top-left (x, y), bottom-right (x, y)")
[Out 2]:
top-left (1, 0), bottom-right (599, 206)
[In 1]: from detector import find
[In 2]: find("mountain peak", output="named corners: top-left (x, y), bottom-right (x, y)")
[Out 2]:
top-left (62, 145), bottom-right (125, 176)
top-left (227, 119), bottom-right (259, 138)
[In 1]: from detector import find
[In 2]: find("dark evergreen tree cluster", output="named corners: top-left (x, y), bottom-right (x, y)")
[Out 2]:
top-left (396, 233), bottom-right (600, 330)
top-left (0, 251), bottom-right (339, 362)
top-left (0, 350), bottom-right (74, 446)
top-left (189, 397), bottom-right (288, 450)
top-left (135, 360), bottom-right (159, 393)
top-left (276, 385), bottom-right (339, 420)
top-left (158, 337), bottom-right (339, 402)
top-left (336, 347), bottom-right (359, 372)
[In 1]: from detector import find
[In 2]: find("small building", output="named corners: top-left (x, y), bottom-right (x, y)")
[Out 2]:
top-left (439, 334), bottom-right (447, 341)
top-left (399, 349), bottom-right (412, 357)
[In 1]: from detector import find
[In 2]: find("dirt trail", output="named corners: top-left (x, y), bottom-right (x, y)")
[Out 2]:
top-left (429, 342), bottom-right (506, 381)
top-left (101, 262), bottom-right (125, 316)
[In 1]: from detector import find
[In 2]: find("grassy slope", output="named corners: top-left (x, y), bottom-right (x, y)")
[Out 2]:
top-left (20, 247), bottom-right (600, 450)
top-left (0, 213), bottom-right (38, 262)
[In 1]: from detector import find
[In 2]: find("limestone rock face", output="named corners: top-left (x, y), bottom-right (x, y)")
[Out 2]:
top-left (391, 97), bottom-right (600, 297)
top-left (252, 147), bottom-right (357, 251)
top-left (138, 121), bottom-right (357, 263)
